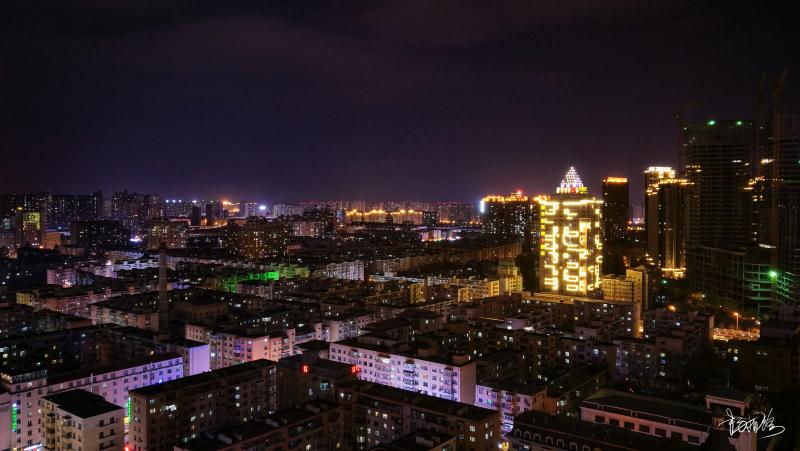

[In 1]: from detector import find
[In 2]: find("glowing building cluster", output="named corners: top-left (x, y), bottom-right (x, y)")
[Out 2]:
top-left (539, 167), bottom-right (603, 296)
top-left (344, 209), bottom-right (424, 225)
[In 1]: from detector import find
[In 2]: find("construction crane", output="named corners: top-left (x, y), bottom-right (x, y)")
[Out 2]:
top-left (673, 100), bottom-right (694, 176)
top-left (753, 73), bottom-right (766, 177)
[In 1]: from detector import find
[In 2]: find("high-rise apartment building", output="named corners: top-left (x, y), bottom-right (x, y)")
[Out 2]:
top-left (189, 205), bottom-right (202, 227)
top-left (480, 192), bottom-right (533, 241)
top-left (111, 191), bottom-right (161, 237)
top-left (71, 220), bottom-right (130, 251)
top-left (756, 114), bottom-right (800, 303)
top-left (681, 120), bottom-right (776, 308)
top-left (601, 177), bottom-right (629, 275)
top-left (539, 167), bottom-right (604, 296)
top-left (601, 177), bottom-right (629, 241)
top-left (683, 120), bottom-right (754, 250)
top-left (146, 219), bottom-right (188, 250)
top-left (222, 218), bottom-right (289, 260)
top-left (49, 194), bottom-right (78, 230)
top-left (435, 201), bottom-right (477, 225)
top-left (76, 191), bottom-right (104, 220)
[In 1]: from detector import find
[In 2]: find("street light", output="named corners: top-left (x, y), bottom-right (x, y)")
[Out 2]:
top-left (733, 312), bottom-right (739, 330)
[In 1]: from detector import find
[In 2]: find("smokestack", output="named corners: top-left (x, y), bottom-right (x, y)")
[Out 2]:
top-left (158, 241), bottom-right (169, 337)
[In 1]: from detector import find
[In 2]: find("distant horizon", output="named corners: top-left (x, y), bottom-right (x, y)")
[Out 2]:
top-left (2, 163), bottom-right (656, 206)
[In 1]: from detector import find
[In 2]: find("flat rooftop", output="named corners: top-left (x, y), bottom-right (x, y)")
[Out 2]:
top-left (513, 410), bottom-right (701, 451)
top-left (582, 389), bottom-right (710, 432)
top-left (43, 389), bottom-right (122, 419)
top-left (345, 381), bottom-right (495, 422)
top-left (130, 359), bottom-right (275, 397)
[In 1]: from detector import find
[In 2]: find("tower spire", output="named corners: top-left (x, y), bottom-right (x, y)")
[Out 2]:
top-left (557, 166), bottom-right (587, 194)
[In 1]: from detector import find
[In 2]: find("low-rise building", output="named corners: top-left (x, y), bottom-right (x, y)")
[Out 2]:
top-left (339, 381), bottom-right (500, 451)
top-left (128, 359), bottom-right (278, 451)
top-left (475, 382), bottom-right (546, 432)
top-left (174, 401), bottom-right (347, 451)
top-left (1, 353), bottom-right (183, 450)
top-left (330, 338), bottom-right (477, 404)
top-left (209, 326), bottom-right (317, 369)
top-left (580, 389), bottom-right (755, 450)
top-left (508, 409), bottom-right (702, 451)
top-left (41, 389), bottom-right (125, 451)
top-left (90, 299), bottom-right (160, 332)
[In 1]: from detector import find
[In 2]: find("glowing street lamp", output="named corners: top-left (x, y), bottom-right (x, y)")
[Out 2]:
top-left (733, 312), bottom-right (739, 330)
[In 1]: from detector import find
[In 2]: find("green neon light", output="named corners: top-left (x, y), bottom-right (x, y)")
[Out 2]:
top-left (707, 120), bottom-right (716, 126)
top-left (769, 270), bottom-right (778, 280)
top-left (127, 397), bottom-right (131, 418)
top-left (222, 270), bottom-right (284, 292)
top-left (735, 120), bottom-right (743, 126)
top-left (11, 403), bottom-right (17, 432)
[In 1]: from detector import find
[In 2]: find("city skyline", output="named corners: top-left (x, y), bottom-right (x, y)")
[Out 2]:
top-left (0, 163), bottom-right (634, 207)
top-left (2, 2), bottom-right (797, 201)
top-left (1, 4), bottom-right (799, 450)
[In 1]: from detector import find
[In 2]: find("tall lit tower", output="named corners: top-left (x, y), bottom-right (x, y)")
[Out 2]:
top-left (539, 167), bottom-right (604, 296)
top-left (644, 167), bottom-right (691, 276)
top-left (644, 167), bottom-right (676, 260)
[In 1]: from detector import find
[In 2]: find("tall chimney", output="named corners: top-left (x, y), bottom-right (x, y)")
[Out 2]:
top-left (158, 241), bottom-right (169, 337)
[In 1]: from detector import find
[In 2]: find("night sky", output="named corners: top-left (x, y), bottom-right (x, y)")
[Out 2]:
top-left (1, 1), bottom-right (797, 205)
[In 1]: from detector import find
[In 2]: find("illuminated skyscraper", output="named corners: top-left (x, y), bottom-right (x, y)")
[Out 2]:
top-left (539, 167), bottom-right (604, 296)
top-left (644, 167), bottom-right (676, 262)
top-left (644, 167), bottom-right (691, 276)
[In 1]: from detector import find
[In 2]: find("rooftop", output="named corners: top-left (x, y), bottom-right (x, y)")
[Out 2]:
top-left (582, 389), bottom-right (710, 432)
top-left (43, 389), bottom-right (122, 419)
top-left (130, 359), bottom-right (275, 397)
top-left (345, 380), bottom-right (495, 421)
top-left (48, 353), bottom-right (182, 385)
top-left (332, 337), bottom-right (474, 367)
top-left (512, 410), bottom-right (701, 451)
top-left (373, 430), bottom-right (455, 451)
